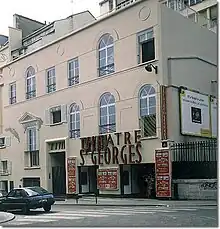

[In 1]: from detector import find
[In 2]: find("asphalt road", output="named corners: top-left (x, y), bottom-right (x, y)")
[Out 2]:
top-left (2, 204), bottom-right (218, 227)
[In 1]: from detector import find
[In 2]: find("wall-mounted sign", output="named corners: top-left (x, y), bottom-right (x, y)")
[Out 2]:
top-left (155, 149), bottom-right (171, 198)
top-left (160, 85), bottom-right (168, 140)
top-left (67, 157), bottom-right (77, 194)
top-left (179, 88), bottom-right (211, 137)
top-left (210, 97), bottom-right (217, 138)
top-left (97, 168), bottom-right (118, 190)
top-left (80, 130), bottom-right (142, 165)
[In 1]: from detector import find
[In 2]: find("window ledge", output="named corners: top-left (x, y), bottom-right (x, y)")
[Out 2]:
top-left (140, 136), bottom-right (158, 141)
top-left (49, 122), bottom-right (64, 126)
top-left (138, 59), bottom-right (158, 67)
top-left (24, 166), bottom-right (41, 170)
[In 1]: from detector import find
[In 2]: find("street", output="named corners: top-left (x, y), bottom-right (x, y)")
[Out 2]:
top-left (1, 204), bottom-right (218, 227)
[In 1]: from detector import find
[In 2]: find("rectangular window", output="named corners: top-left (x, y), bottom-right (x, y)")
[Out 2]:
top-left (189, 0), bottom-right (203, 6)
top-left (45, 105), bottom-right (67, 126)
top-left (2, 161), bottom-right (7, 173)
top-left (210, 5), bottom-right (217, 27)
top-left (138, 29), bottom-right (155, 64)
top-left (9, 82), bottom-right (16, 104)
top-left (30, 151), bottom-right (39, 167)
top-left (27, 127), bottom-right (37, 151)
top-left (26, 77), bottom-right (36, 99)
top-left (68, 58), bottom-right (79, 86)
top-left (46, 67), bottom-right (56, 93)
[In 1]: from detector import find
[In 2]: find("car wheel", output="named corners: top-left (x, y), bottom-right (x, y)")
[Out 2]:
top-left (43, 204), bottom-right (51, 212)
top-left (22, 205), bottom-right (30, 214)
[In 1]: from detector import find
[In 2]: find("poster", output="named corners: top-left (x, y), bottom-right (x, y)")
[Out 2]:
top-left (210, 97), bottom-right (217, 138)
top-left (155, 149), bottom-right (171, 198)
top-left (160, 85), bottom-right (168, 140)
top-left (67, 157), bottom-right (77, 194)
top-left (179, 88), bottom-right (211, 137)
top-left (97, 168), bottom-right (118, 190)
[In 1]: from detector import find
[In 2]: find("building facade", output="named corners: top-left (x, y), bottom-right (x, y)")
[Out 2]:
top-left (0, 0), bottom-right (217, 198)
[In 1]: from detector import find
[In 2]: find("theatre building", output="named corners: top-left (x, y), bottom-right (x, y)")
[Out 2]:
top-left (0, 0), bottom-right (217, 199)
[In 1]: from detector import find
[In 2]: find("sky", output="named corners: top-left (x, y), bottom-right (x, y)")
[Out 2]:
top-left (0, 0), bottom-right (100, 36)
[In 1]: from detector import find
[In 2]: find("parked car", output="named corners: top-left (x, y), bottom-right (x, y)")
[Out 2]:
top-left (0, 186), bottom-right (55, 214)
top-left (0, 190), bottom-right (7, 198)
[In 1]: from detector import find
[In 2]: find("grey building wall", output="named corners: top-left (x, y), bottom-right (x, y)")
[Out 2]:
top-left (13, 14), bottom-right (45, 38)
top-left (159, 4), bottom-right (217, 94)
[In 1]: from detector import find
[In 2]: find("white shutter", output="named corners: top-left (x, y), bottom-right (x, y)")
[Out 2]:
top-left (5, 136), bottom-right (11, 147)
top-left (36, 129), bottom-right (40, 150)
top-left (61, 104), bottom-right (67, 123)
top-left (7, 161), bottom-right (12, 175)
top-left (44, 109), bottom-right (51, 125)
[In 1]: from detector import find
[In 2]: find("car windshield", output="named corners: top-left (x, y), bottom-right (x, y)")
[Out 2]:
top-left (27, 187), bottom-right (50, 195)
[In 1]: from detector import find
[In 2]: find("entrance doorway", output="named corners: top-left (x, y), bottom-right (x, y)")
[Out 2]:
top-left (50, 152), bottom-right (66, 196)
top-left (78, 166), bottom-right (98, 194)
top-left (132, 163), bottom-right (155, 198)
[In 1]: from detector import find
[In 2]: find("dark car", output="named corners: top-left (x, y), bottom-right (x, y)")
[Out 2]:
top-left (0, 186), bottom-right (55, 214)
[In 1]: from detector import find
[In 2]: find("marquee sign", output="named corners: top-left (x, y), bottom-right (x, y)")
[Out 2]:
top-left (80, 130), bottom-right (142, 165)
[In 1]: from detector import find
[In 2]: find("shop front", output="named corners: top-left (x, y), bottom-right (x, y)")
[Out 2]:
top-left (66, 130), bottom-right (156, 198)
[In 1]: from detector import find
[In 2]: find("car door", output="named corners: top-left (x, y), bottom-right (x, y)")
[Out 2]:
top-left (2, 190), bottom-right (16, 210)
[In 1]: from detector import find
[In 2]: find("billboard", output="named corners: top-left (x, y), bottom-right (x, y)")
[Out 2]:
top-left (179, 88), bottom-right (211, 137)
top-left (210, 97), bottom-right (217, 138)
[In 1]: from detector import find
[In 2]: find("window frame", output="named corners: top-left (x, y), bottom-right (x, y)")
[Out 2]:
top-left (98, 34), bottom-right (115, 77)
top-left (99, 92), bottom-right (116, 134)
top-left (9, 82), bottom-right (16, 104)
top-left (26, 66), bottom-right (36, 100)
top-left (69, 103), bottom-right (80, 139)
top-left (46, 67), bottom-right (56, 93)
top-left (137, 28), bottom-right (155, 64)
top-left (68, 58), bottom-right (79, 87)
top-left (139, 84), bottom-right (157, 138)
top-left (26, 126), bottom-right (39, 167)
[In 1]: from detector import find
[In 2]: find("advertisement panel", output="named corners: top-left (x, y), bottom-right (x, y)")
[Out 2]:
top-left (155, 149), bottom-right (172, 198)
top-left (210, 97), bottom-right (217, 138)
top-left (97, 168), bottom-right (118, 190)
top-left (179, 88), bottom-right (211, 137)
top-left (67, 157), bottom-right (77, 194)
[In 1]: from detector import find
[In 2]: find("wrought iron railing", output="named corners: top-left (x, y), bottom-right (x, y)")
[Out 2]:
top-left (171, 140), bottom-right (217, 162)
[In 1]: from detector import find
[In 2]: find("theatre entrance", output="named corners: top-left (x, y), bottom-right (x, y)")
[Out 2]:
top-left (78, 166), bottom-right (98, 194)
top-left (120, 164), bottom-right (155, 198)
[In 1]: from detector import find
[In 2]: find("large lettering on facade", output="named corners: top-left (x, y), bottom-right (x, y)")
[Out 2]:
top-left (80, 130), bottom-right (142, 165)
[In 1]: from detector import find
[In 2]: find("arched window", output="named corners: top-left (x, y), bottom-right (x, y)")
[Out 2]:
top-left (139, 84), bottom-right (156, 137)
top-left (69, 103), bottom-right (80, 138)
top-left (99, 92), bottom-right (116, 134)
top-left (98, 34), bottom-right (115, 77)
top-left (26, 66), bottom-right (36, 99)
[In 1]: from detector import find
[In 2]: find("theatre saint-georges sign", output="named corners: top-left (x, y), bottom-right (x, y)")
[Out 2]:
top-left (80, 130), bottom-right (142, 165)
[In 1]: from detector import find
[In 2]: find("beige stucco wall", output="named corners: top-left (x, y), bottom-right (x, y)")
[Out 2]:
top-left (0, 0), bottom-right (162, 190)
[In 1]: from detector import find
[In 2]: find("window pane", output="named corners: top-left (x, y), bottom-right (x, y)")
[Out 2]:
top-left (109, 105), bottom-right (115, 115)
top-left (99, 50), bottom-right (106, 59)
top-left (107, 56), bottom-right (114, 65)
top-left (107, 46), bottom-right (113, 57)
top-left (149, 96), bottom-right (156, 107)
top-left (140, 98), bottom-right (147, 109)
top-left (75, 121), bottom-right (80, 129)
top-left (140, 108), bottom-right (148, 117)
top-left (76, 113), bottom-right (80, 121)
top-left (100, 107), bottom-right (107, 116)
top-left (109, 115), bottom-right (115, 124)
top-left (149, 106), bottom-right (156, 115)
top-left (100, 116), bottom-right (107, 125)
top-left (99, 58), bottom-right (106, 68)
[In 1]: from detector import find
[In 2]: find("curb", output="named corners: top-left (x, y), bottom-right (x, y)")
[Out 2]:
top-left (0, 213), bottom-right (16, 224)
top-left (55, 203), bottom-right (168, 207)
top-left (54, 203), bottom-right (217, 207)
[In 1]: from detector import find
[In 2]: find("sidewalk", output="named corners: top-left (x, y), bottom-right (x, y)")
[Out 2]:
top-left (0, 212), bottom-right (15, 224)
top-left (55, 197), bottom-right (217, 207)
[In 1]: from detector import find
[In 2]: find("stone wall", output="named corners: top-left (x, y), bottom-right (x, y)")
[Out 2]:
top-left (173, 179), bottom-right (217, 200)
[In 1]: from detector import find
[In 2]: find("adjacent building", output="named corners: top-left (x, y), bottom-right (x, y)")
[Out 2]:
top-left (0, 0), bottom-right (217, 199)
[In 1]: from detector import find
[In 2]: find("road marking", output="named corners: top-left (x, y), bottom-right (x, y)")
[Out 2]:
top-left (16, 218), bottom-right (55, 222)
